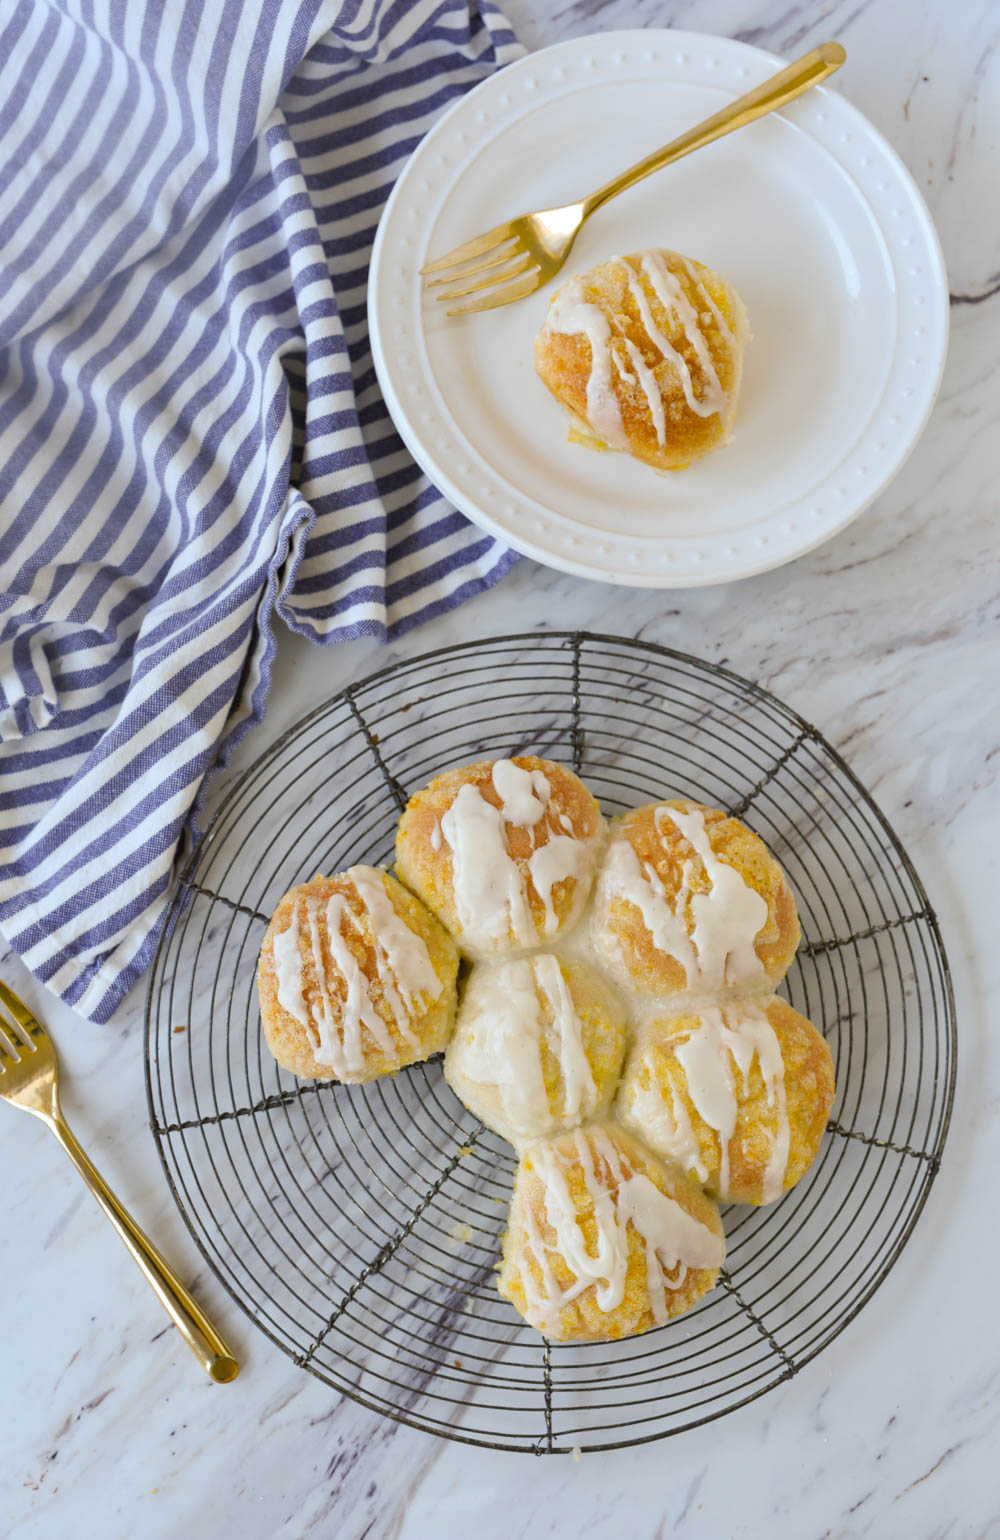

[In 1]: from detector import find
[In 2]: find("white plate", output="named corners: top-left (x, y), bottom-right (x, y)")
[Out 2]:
top-left (369, 31), bottom-right (949, 587)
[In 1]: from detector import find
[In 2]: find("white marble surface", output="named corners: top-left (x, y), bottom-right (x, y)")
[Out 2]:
top-left (3, 0), bottom-right (999, 1535)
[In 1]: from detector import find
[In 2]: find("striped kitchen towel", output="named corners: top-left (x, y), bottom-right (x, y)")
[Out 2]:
top-left (0, 0), bottom-right (522, 1022)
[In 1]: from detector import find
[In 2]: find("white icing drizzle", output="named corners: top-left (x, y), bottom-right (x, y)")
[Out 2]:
top-left (491, 759), bottom-right (550, 825)
top-left (599, 837), bottom-right (698, 980)
top-left (448, 956), bottom-right (598, 1143)
top-left (529, 833), bottom-right (592, 936)
top-left (640, 251), bottom-right (727, 418)
top-left (304, 900), bottom-right (339, 1064)
top-left (598, 806), bottom-right (768, 991)
top-left (622, 337), bottom-right (666, 446)
top-left (518, 1129), bottom-right (724, 1331)
top-left (532, 955), bottom-right (597, 1122)
top-left (679, 254), bottom-right (736, 345)
top-left (672, 1003), bottom-right (789, 1202)
top-left (621, 1050), bottom-right (707, 1183)
top-left (624, 264), bottom-right (701, 413)
top-left (655, 806), bottom-right (768, 989)
top-left (273, 907), bottom-right (308, 1025)
top-left (559, 812), bottom-right (575, 834)
top-left (348, 865), bottom-right (441, 1046)
top-left (429, 820), bottom-right (442, 853)
top-left (612, 349), bottom-right (636, 385)
top-left (438, 761), bottom-right (596, 951)
top-left (320, 894), bottom-right (395, 1075)
top-left (452, 959), bottom-right (550, 1135)
top-left (272, 871), bottom-right (442, 1077)
top-left (441, 780), bottom-right (537, 949)
top-left (544, 278), bottom-right (628, 450)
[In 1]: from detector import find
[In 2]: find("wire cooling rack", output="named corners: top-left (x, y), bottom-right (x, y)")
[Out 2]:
top-left (145, 633), bottom-right (955, 1453)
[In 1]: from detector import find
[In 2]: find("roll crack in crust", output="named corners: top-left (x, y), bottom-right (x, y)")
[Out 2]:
top-left (395, 756), bottom-right (606, 957)
top-left (257, 866), bottom-right (459, 1083)
top-left (534, 248), bottom-right (750, 470)
top-left (618, 997), bottom-right (836, 1206)
top-left (444, 955), bottom-right (628, 1151)
top-left (592, 800), bottom-right (800, 998)
top-left (499, 1123), bottom-right (725, 1342)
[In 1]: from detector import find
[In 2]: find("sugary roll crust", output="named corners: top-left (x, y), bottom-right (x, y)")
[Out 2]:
top-left (395, 756), bottom-right (606, 957)
top-left (592, 800), bottom-right (800, 998)
top-left (444, 955), bottom-right (628, 1150)
top-left (535, 248), bottom-right (750, 470)
top-left (618, 997), bottom-right (836, 1206)
top-left (498, 1123), bottom-right (724, 1343)
top-left (257, 866), bottom-right (459, 1083)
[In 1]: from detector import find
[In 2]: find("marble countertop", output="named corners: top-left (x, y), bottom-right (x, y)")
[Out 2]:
top-left (4, 0), bottom-right (998, 1535)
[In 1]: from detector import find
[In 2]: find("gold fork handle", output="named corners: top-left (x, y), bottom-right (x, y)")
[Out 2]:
top-left (583, 42), bottom-right (846, 217)
top-left (46, 1110), bottom-right (239, 1382)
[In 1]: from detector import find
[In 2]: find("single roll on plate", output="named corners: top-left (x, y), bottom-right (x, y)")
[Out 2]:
top-left (617, 997), bottom-right (835, 1206)
top-left (535, 248), bottom-right (749, 470)
top-left (498, 1123), bottom-right (725, 1342)
top-left (257, 865), bottom-right (459, 1083)
top-left (592, 800), bottom-right (799, 999)
top-left (395, 756), bottom-right (605, 957)
top-left (444, 955), bottom-right (627, 1151)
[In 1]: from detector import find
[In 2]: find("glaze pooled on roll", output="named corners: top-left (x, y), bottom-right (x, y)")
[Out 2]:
top-left (592, 800), bottom-right (799, 999)
top-left (444, 954), bottom-right (627, 1149)
top-left (396, 756), bottom-right (606, 956)
top-left (618, 997), bottom-right (835, 1205)
top-left (258, 866), bottom-right (459, 1082)
top-left (499, 1123), bottom-right (724, 1342)
top-left (535, 248), bottom-right (749, 470)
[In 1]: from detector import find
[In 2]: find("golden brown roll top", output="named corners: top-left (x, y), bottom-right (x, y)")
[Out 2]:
top-left (592, 799), bottom-right (800, 999)
top-left (444, 954), bottom-right (627, 1150)
top-left (499, 1122), bottom-right (725, 1342)
top-left (257, 865), bottom-right (459, 1082)
top-left (395, 756), bottom-right (605, 957)
top-left (617, 996), bottom-right (835, 1205)
top-left (535, 248), bottom-right (749, 470)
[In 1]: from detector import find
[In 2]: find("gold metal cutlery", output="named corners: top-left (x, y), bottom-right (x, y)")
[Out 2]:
top-left (422, 41), bottom-right (845, 314)
top-left (0, 977), bottom-right (238, 1382)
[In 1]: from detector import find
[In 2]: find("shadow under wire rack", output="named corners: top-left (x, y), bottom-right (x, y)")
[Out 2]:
top-left (144, 632), bottom-right (956, 1453)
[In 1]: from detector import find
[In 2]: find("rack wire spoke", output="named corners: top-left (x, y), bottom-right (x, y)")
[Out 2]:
top-left (145, 632), bottom-right (956, 1453)
top-left (177, 879), bottom-right (270, 922)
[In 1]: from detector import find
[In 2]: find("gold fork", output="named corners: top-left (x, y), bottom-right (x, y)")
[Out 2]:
top-left (423, 41), bottom-right (845, 314)
top-left (0, 977), bottom-right (238, 1382)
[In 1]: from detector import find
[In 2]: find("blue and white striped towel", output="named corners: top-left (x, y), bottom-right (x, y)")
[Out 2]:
top-left (0, 0), bottom-right (521, 1022)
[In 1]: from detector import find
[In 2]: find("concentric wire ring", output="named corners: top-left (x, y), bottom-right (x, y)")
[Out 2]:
top-left (144, 633), bottom-right (955, 1452)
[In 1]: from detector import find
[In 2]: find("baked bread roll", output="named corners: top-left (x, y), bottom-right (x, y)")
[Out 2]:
top-left (444, 955), bottom-right (627, 1150)
top-left (592, 800), bottom-right (799, 998)
top-left (498, 1123), bottom-right (724, 1342)
top-left (618, 997), bottom-right (835, 1205)
top-left (395, 756), bottom-right (605, 957)
top-left (535, 248), bottom-right (749, 470)
top-left (257, 866), bottom-right (459, 1082)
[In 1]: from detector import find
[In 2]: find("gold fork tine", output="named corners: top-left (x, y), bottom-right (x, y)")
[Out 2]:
top-left (0, 1010), bottom-right (34, 1055)
top-left (426, 239), bottom-right (522, 287)
top-left (0, 974), bottom-right (239, 1382)
top-left (0, 1020), bottom-right (19, 1066)
top-left (419, 221), bottom-right (516, 275)
top-left (434, 252), bottom-right (535, 304)
top-left (0, 978), bottom-right (42, 1039)
top-left (446, 270), bottom-right (541, 317)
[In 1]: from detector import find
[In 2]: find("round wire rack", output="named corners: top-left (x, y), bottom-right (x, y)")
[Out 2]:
top-left (145, 633), bottom-right (955, 1453)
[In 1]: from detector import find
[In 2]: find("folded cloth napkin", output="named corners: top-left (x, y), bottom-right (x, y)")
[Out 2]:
top-left (0, 0), bottom-right (521, 1022)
